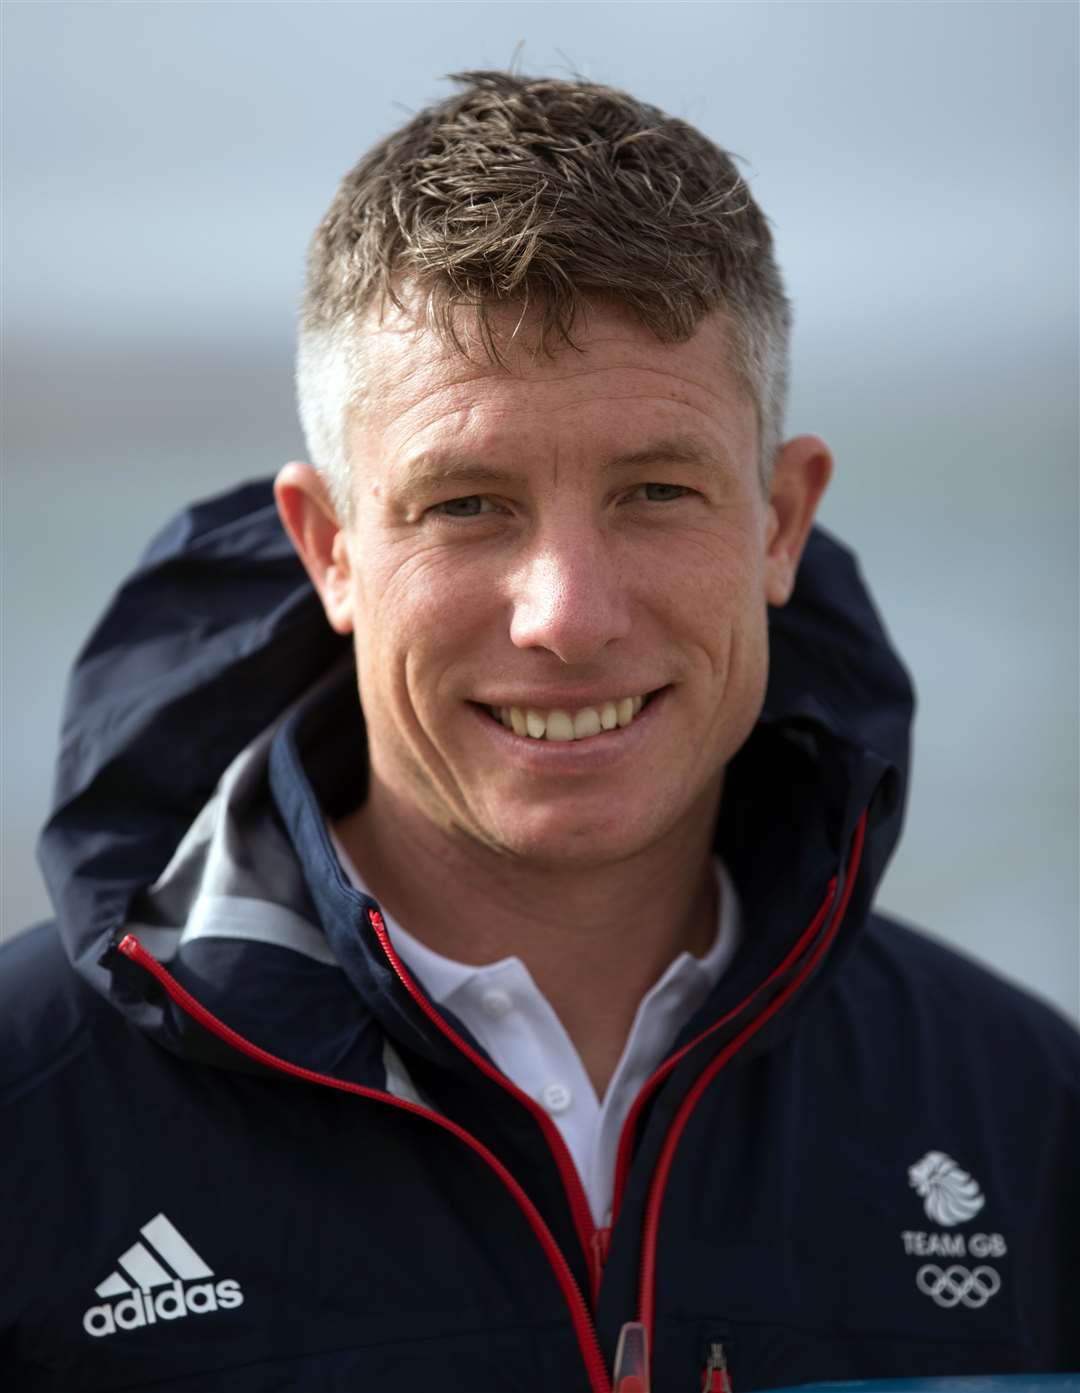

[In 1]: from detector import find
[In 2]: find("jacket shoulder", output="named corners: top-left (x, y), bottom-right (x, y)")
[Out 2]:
top-left (848, 911), bottom-right (1080, 1092)
top-left (0, 923), bottom-right (114, 1105)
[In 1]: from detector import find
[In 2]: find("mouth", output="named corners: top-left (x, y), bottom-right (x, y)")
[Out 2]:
top-left (476, 688), bottom-right (666, 742)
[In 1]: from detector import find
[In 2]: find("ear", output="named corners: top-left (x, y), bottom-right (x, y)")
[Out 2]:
top-left (274, 462), bottom-right (355, 634)
top-left (763, 435), bottom-right (833, 607)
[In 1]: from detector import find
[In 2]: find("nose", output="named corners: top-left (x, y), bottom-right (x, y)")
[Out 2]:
top-left (507, 528), bottom-right (632, 664)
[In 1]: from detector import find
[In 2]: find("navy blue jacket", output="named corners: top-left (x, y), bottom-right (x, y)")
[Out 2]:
top-left (3, 481), bottom-right (1078, 1392)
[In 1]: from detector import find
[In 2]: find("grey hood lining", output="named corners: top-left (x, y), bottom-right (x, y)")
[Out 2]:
top-left (128, 895), bottom-right (338, 967)
top-left (124, 676), bottom-right (340, 971)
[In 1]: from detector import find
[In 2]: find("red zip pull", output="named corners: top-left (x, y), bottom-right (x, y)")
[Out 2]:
top-left (612, 1320), bottom-right (649, 1393)
top-left (589, 1225), bottom-right (612, 1306)
top-left (701, 1341), bottom-right (731, 1392)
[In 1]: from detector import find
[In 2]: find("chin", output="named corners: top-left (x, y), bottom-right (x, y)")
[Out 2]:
top-left (471, 800), bottom-right (675, 869)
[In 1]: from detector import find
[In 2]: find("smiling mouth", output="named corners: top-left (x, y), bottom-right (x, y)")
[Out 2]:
top-left (480, 690), bottom-right (663, 742)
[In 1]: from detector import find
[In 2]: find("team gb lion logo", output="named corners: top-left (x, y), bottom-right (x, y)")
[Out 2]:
top-left (908, 1150), bottom-right (986, 1226)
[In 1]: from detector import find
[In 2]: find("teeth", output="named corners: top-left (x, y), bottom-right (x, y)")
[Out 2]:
top-left (490, 694), bottom-right (654, 741)
top-left (573, 708), bottom-right (602, 739)
top-left (545, 711), bottom-right (575, 742)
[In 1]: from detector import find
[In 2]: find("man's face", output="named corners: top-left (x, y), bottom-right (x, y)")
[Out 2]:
top-left (314, 302), bottom-right (815, 868)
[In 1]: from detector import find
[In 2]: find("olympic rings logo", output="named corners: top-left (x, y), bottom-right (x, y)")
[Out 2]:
top-left (916, 1263), bottom-right (1001, 1309)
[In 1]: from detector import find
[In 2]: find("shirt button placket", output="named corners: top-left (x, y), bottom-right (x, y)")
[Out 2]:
top-left (541, 1082), bottom-right (573, 1114)
top-left (480, 988), bottom-right (513, 1020)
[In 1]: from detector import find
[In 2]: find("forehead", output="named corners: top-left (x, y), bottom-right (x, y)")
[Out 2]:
top-left (346, 300), bottom-right (756, 468)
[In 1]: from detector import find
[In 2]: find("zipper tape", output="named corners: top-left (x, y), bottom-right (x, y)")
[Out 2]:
top-left (115, 933), bottom-right (612, 1393)
top-left (636, 811), bottom-right (868, 1341)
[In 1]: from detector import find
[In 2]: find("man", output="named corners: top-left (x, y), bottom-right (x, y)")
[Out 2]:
top-left (2, 71), bottom-right (1077, 1392)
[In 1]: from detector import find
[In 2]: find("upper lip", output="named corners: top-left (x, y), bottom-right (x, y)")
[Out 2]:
top-left (471, 685), bottom-right (667, 709)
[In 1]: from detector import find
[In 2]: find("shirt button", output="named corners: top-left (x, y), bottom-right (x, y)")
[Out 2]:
top-left (541, 1082), bottom-right (573, 1114)
top-left (480, 988), bottom-right (513, 1019)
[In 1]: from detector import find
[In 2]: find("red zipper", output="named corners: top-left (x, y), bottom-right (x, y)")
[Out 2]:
top-left (368, 910), bottom-right (600, 1284)
top-left (590, 1225), bottom-right (613, 1308)
top-left (115, 933), bottom-right (612, 1393)
top-left (634, 811), bottom-right (868, 1343)
top-left (610, 866), bottom-right (842, 1223)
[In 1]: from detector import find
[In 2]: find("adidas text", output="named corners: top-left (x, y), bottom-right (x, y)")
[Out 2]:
top-left (83, 1278), bottom-right (244, 1337)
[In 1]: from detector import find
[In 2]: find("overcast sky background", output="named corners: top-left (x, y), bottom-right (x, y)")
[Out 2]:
top-left (3, 1), bottom-right (1078, 1020)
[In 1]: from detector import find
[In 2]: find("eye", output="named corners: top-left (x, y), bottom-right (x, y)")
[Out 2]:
top-left (629, 483), bottom-right (693, 503)
top-left (430, 495), bottom-right (497, 519)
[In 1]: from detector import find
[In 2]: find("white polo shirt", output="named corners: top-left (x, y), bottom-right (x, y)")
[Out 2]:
top-left (330, 829), bottom-right (741, 1225)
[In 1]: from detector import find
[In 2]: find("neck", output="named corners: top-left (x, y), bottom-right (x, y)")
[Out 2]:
top-left (334, 777), bottom-right (722, 1097)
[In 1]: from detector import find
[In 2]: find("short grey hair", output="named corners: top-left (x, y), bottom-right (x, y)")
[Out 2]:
top-left (297, 70), bottom-right (791, 517)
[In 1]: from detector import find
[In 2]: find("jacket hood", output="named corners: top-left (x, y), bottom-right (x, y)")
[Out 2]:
top-left (37, 478), bottom-right (915, 1068)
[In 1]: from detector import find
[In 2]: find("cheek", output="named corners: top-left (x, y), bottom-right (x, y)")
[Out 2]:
top-left (351, 549), bottom-right (498, 706)
top-left (355, 547), bottom-right (449, 637)
top-left (661, 524), bottom-right (765, 629)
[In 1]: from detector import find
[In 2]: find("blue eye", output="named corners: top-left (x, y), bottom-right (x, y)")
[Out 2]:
top-left (434, 496), bottom-right (492, 518)
top-left (637, 483), bottom-right (689, 502)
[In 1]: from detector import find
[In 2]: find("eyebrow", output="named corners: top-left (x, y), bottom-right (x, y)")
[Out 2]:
top-left (398, 461), bottom-right (516, 492)
top-left (397, 435), bottom-right (719, 492)
top-left (606, 436), bottom-right (717, 470)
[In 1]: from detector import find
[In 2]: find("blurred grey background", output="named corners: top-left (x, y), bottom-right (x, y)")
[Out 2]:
top-left (3, 2), bottom-right (1077, 1020)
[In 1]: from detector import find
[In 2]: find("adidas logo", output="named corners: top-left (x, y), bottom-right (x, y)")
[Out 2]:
top-left (83, 1213), bottom-right (243, 1338)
